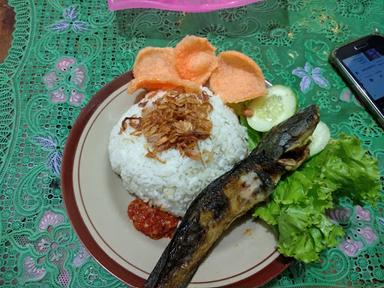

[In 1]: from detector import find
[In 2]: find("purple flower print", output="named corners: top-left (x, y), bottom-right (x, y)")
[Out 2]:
top-left (47, 150), bottom-right (63, 176)
top-left (69, 90), bottom-right (85, 106)
top-left (292, 62), bottom-right (330, 93)
top-left (72, 21), bottom-right (89, 33)
top-left (339, 238), bottom-right (363, 257)
top-left (333, 205), bottom-right (379, 257)
top-left (72, 245), bottom-right (90, 267)
top-left (10, 210), bottom-right (89, 287)
top-left (39, 210), bottom-right (65, 231)
top-left (327, 207), bottom-right (351, 225)
top-left (63, 6), bottom-right (77, 21)
top-left (355, 205), bottom-right (371, 221)
top-left (21, 256), bottom-right (47, 283)
top-left (71, 66), bottom-right (87, 88)
top-left (357, 227), bottom-right (377, 244)
top-left (43, 57), bottom-right (88, 106)
top-left (56, 57), bottom-right (76, 72)
top-left (50, 6), bottom-right (89, 33)
top-left (33, 136), bottom-right (57, 151)
top-left (33, 136), bottom-right (62, 176)
top-left (50, 89), bottom-right (66, 104)
top-left (43, 71), bottom-right (58, 89)
top-left (57, 269), bottom-right (71, 288)
top-left (50, 21), bottom-right (70, 32)
top-left (339, 87), bottom-right (362, 107)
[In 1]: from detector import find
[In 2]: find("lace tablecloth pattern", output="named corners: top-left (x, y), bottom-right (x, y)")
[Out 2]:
top-left (0, 0), bottom-right (383, 287)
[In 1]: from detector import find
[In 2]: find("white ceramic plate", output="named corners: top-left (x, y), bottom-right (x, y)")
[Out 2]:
top-left (62, 72), bottom-right (289, 288)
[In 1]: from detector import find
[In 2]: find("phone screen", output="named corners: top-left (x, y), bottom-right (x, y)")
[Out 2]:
top-left (342, 48), bottom-right (384, 111)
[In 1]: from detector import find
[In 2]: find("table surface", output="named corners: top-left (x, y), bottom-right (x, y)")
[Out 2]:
top-left (0, 0), bottom-right (383, 287)
top-left (0, 0), bottom-right (14, 62)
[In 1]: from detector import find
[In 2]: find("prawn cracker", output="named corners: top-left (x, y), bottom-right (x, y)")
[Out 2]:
top-left (128, 77), bottom-right (201, 94)
top-left (175, 35), bottom-right (218, 85)
top-left (209, 51), bottom-right (267, 103)
top-left (133, 47), bottom-right (179, 79)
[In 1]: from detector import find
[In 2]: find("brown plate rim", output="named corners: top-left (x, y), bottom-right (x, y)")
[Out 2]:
top-left (61, 71), bottom-right (291, 288)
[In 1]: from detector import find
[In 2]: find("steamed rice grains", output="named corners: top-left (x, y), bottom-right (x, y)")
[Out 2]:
top-left (108, 90), bottom-right (248, 217)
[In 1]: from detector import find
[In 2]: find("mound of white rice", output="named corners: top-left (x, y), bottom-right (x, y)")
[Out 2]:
top-left (108, 88), bottom-right (248, 216)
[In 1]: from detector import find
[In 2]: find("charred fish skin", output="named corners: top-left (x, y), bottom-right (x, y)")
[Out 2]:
top-left (145, 105), bottom-right (320, 288)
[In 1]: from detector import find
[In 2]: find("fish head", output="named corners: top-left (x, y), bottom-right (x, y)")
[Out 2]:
top-left (253, 105), bottom-right (320, 173)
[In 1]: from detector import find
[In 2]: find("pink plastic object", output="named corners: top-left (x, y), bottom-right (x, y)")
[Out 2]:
top-left (108, 0), bottom-right (262, 12)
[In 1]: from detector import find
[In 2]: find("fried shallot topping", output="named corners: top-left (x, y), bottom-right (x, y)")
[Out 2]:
top-left (123, 90), bottom-right (213, 161)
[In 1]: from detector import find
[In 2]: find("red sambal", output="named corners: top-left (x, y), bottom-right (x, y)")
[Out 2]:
top-left (127, 199), bottom-right (180, 240)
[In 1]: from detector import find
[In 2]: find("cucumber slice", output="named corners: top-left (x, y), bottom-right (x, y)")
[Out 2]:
top-left (309, 121), bottom-right (331, 157)
top-left (246, 85), bottom-right (297, 132)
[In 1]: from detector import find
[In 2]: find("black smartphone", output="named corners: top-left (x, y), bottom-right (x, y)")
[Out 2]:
top-left (330, 34), bottom-right (384, 128)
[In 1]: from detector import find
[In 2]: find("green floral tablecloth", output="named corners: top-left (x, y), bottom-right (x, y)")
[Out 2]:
top-left (0, 0), bottom-right (383, 287)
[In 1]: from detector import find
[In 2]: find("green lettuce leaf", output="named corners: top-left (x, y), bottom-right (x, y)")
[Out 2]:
top-left (239, 116), bottom-right (261, 150)
top-left (253, 134), bottom-right (381, 263)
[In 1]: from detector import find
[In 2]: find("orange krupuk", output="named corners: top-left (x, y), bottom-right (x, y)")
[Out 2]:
top-left (209, 51), bottom-right (266, 103)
